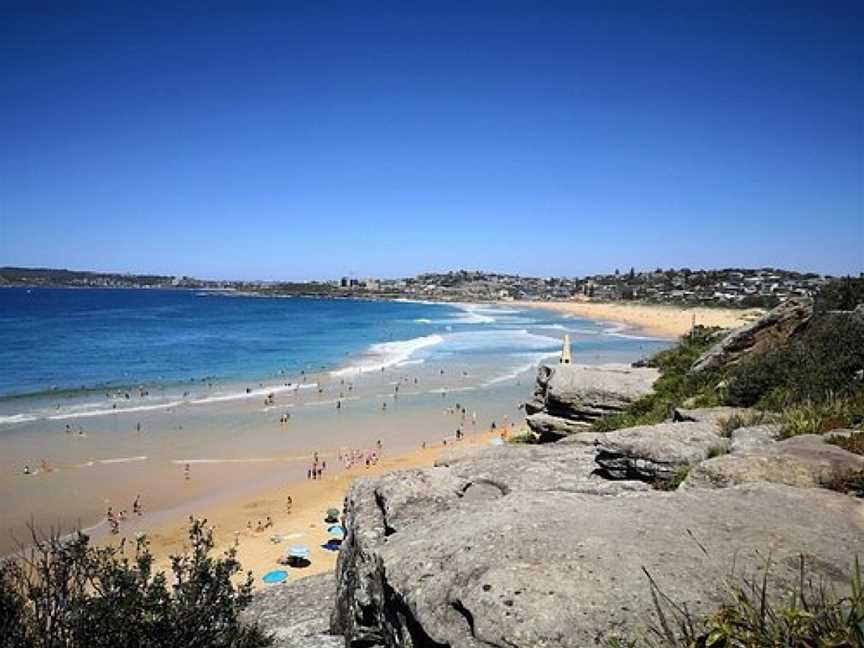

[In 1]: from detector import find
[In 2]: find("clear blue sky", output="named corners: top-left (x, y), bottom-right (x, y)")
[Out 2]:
top-left (1, 1), bottom-right (862, 280)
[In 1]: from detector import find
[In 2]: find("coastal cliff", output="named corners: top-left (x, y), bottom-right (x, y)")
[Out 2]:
top-left (247, 296), bottom-right (864, 647)
top-left (325, 416), bottom-right (862, 647)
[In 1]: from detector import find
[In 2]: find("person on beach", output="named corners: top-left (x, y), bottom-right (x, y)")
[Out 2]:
top-left (65, 424), bottom-right (71, 434)
top-left (136, 422), bottom-right (141, 432)
top-left (184, 463), bottom-right (190, 480)
top-left (265, 516), bottom-right (273, 528)
top-left (256, 520), bottom-right (265, 533)
top-left (23, 465), bottom-right (31, 475)
top-left (133, 495), bottom-right (142, 516)
top-left (286, 495), bottom-right (293, 513)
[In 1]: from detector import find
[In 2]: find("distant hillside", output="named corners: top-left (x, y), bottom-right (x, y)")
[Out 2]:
top-left (0, 267), bottom-right (198, 288)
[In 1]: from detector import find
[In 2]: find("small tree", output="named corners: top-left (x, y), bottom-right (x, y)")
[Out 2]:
top-left (0, 519), bottom-right (271, 648)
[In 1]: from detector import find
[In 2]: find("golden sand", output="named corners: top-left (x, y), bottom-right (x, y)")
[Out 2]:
top-left (118, 429), bottom-right (497, 588)
top-left (515, 299), bottom-right (761, 338)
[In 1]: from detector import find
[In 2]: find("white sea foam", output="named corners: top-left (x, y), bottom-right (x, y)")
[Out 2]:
top-left (414, 318), bottom-right (433, 324)
top-left (330, 334), bottom-right (444, 377)
top-left (609, 332), bottom-right (667, 341)
top-left (304, 397), bottom-right (359, 407)
top-left (536, 324), bottom-right (568, 331)
top-left (436, 329), bottom-right (560, 354)
top-left (0, 381), bottom-right (325, 427)
top-left (395, 358), bottom-right (425, 368)
top-left (97, 456), bottom-right (148, 464)
top-left (0, 413), bottom-right (39, 425)
top-left (481, 351), bottom-right (560, 387)
top-left (171, 458), bottom-right (281, 464)
top-left (54, 400), bottom-right (186, 420)
top-left (427, 386), bottom-right (477, 394)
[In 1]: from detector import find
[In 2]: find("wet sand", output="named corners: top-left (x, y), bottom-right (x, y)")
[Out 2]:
top-left (515, 300), bottom-right (761, 337)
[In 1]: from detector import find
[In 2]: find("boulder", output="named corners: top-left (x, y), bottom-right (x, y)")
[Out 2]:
top-left (525, 363), bottom-right (658, 441)
top-left (332, 460), bottom-right (864, 647)
top-left (244, 573), bottom-right (342, 648)
top-left (689, 298), bottom-right (813, 374)
top-left (594, 421), bottom-right (729, 482)
top-left (682, 434), bottom-right (864, 490)
top-left (730, 424), bottom-right (780, 453)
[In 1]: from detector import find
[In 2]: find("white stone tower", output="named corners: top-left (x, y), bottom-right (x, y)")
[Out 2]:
top-left (560, 334), bottom-right (572, 364)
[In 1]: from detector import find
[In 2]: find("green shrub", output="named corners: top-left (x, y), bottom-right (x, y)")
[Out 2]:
top-left (779, 392), bottom-right (864, 438)
top-left (727, 310), bottom-right (864, 408)
top-left (507, 427), bottom-right (539, 444)
top-left (814, 276), bottom-right (864, 313)
top-left (822, 470), bottom-right (864, 497)
top-left (716, 411), bottom-right (769, 437)
top-left (654, 466), bottom-right (690, 491)
top-left (827, 430), bottom-right (864, 456)
top-left (609, 555), bottom-right (864, 647)
top-left (595, 292), bottom-right (864, 435)
top-left (594, 327), bottom-right (724, 431)
top-left (0, 519), bottom-right (271, 648)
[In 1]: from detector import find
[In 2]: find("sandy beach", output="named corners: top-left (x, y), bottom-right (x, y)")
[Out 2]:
top-left (515, 299), bottom-right (761, 338)
top-left (109, 427), bottom-right (498, 588)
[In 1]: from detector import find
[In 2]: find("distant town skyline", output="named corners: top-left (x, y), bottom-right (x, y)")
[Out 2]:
top-left (1, 2), bottom-right (862, 279)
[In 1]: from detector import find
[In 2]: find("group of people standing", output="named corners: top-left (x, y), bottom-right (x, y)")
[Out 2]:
top-left (106, 495), bottom-right (143, 534)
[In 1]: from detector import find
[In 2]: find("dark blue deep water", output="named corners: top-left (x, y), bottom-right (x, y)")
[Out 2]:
top-left (0, 289), bottom-right (461, 398)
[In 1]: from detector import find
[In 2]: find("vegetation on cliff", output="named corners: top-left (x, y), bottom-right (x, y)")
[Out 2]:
top-left (610, 556), bottom-right (864, 647)
top-left (595, 278), bottom-right (864, 439)
top-left (0, 519), bottom-right (271, 648)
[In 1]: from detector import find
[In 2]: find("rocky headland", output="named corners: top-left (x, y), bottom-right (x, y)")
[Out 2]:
top-left (247, 296), bottom-right (864, 647)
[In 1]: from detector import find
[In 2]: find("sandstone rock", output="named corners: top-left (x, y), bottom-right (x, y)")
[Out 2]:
top-left (435, 442), bottom-right (652, 498)
top-left (730, 424), bottom-right (780, 453)
top-left (244, 573), bottom-right (342, 648)
top-left (332, 466), bottom-right (864, 647)
top-left (671, 406), bottom-right (756, 428)
top-left (525, 363), bottom-right (658, 440)
top-left (689, 298), bottom-right (813, 374)
top-left (524, 412), bottom-right (591, 438)
top-left (594, 421), bottom-right (729, 482)
top-left (682, 434), bottom-right (864, 490)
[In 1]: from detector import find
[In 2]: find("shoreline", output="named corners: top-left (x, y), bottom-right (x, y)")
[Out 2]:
top-left (513, 299), bottom-right (761, 338)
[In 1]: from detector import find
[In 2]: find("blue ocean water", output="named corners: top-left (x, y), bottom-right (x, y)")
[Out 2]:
top-left (0, 288), bottom-right (669, 421)
top-left (0, 288), bottom-right (455, 397)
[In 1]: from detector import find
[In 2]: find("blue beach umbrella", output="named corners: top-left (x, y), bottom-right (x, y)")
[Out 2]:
top-left (288, 545), bottom-right (311, 560)
top-left (262, 570), bottom-right (288, 584)
top-left (327, 524), bottom-right (345, 538)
